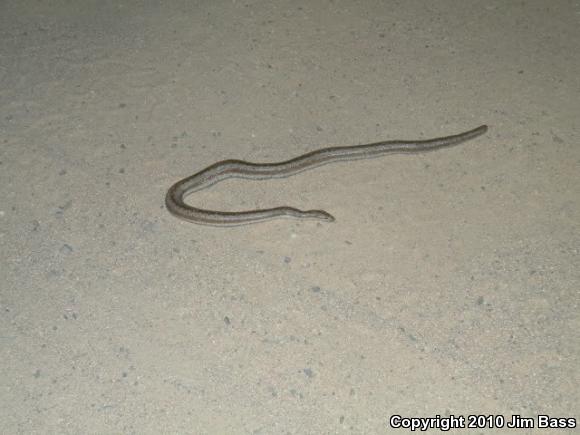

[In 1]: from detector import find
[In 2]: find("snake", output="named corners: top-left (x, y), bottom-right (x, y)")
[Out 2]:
top-left (165, 124), bottom-right (488, 226)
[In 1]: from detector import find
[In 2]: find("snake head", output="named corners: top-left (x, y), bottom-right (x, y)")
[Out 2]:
top-left (305, 210), bottom-right (335, 222)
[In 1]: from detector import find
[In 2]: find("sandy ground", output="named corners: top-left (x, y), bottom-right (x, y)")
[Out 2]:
top-left (1, 1), bottom-right (579, 434)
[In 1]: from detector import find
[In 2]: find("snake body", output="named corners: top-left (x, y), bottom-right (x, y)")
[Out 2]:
top-left (165, 125), bottom-right (488, 226)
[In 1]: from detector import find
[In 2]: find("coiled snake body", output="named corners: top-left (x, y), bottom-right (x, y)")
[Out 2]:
top-left (165, 125), bottom-right (488, 226)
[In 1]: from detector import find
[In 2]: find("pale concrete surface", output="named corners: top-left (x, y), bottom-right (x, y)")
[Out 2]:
top-left (1, 1), bottom-right (578, 433)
